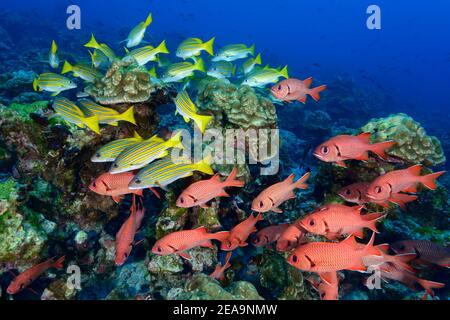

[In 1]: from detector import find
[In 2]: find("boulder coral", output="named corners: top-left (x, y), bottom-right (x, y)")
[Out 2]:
top-left (361, 113), bottom-right (446, 166)
top-left (85, 60), bottom-right (160, 105)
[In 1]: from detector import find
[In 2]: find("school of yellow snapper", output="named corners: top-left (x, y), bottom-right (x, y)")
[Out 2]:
top-left (10, 11), bottom-right (448, 300)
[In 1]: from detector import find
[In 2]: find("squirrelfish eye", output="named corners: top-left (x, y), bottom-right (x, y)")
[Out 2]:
top-left (92, 182), bottom-right (96, 187)
top-left (375, 186), bottom-right (382, 194)
top-left (291, 255), bottom-right (298, 263)
top-left (309, 219), bottom-right (315, 226)
top-left (278, 85), bottom-right (282, 90)
top-left (179, 198), bottom-right (184, 203)
top-left (259, 201), bottom-right (264, 208)
top-left (345, 189), bottom-right (351, 195)
top-left (157, 247), bottom-right (162, 252)
top-left (321, 146), bottom-right (329, 154)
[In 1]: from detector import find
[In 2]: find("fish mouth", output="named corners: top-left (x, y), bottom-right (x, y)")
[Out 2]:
top-left (313, 152), bottom-right (322, 159)
top-left (365, 193), bottom-right (377, 200)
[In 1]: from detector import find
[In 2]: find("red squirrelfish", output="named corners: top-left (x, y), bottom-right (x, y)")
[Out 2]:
top-left (287, 233), bottom-right (382, 273)
top-left (176, 167), bottom-right (244, 208)
top-left (271, 77), bottom-right (327, 104)
top-left (306, 272), bottom-right (340, 300)
top-left (299, 204), bottom-right (385, 240)
top-left (338, 182), bottom-right (418, 210)
top-left (209, 251), bottom-right (232, 282)
top-left (366, 164), bottom-right (445, 202)
top-left (151, 227), bottom-right (230, 260)
top-left (115, 196), bottom-right (145, 266)
top-left (251, 172), bottom-right (310, 213)
top-left (314, 132), bottom-right (396, 167)
top-left (253, 223), bottom-right (290, 247)
top-left (7, 256), bottom-right (65, 295)
top-left (391, 240), bottom-right (450, 268)
top-left (221, 213), bottom-right (264, 251)
top-left (378, 262), bottom-right (445, 298)
top-left (276, 223), bottom-right (307, 252)
top-left (89, 171), bottom-right (159, 203)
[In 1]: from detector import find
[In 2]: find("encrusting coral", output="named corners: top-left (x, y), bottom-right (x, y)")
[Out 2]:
top-left (85, 60), bottom-right (160, 105)
top-left (361, 113), bottom-right (446, 166)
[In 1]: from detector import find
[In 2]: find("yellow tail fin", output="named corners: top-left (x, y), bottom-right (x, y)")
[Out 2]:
top-left (254, 53), bottom-right (262, 65)
top-left (203, 37), bottom-right (215, 56)
top-left (83, 115), bottom-right (100, 135)
top-left (156, 40), bottom-right (169, 54)
top-left (61, 61), bottom-right (73, 74)
top-left (133, 131), bottom-right (144, 141)
top-left (249, 44), bottom-right (255, 56)
top-left (32, 78), bottom-right (39, 91)
top-left (118, 106), bottom-right (136, 125)
top-left (280, 65), bottom-right (289, 79)
top-left (193, 113), bottom-right (213, 133)
top-left (194, 58), bottom-right (205, 73)
top-left (84, 34), bottom-right (101, 49)
top-left (166, 131), bottom-right (184, 149)
top-left (148, 66), bottom-right (157, 78)
top-left (51, 40), bottom-right (58, 54)
top-left (194, 156), bottom-right (214, 175)
top-left (144, 12), bottom-right (153, 27)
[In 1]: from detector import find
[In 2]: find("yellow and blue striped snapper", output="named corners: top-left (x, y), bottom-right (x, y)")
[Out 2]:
top-left (126, 12), bottom-right (152, 48)
top-left (89, 50), bottom-right (109, 68)
top-left (78, 99), bottom-right (137, 126)
top-left (174, 91), bottom-right (213, 133)
top-left (211, 43), bottom-right (255, 62)
top-left (109, 132), bottom-right (183, 174)
top-left (62, 61), bottom-right (101, 82)
top-left (32, 73), bottom-right (77, 96)
top-left (207, 61), bottom-right (236, 79)
top-left (161, 58), bottom-right (205, 83)
top-left (91, 132), bottom-right (164, 162)
top-left (52, 97), bottom-right (100, 134)
top-left (128, 156), bottom-right (214, 190)
top-left (84, 34), bottom-right (117, 62)
top-left (122, 40), bottom-right (169, 66)
top-left (242, 53), bottom-right (262, 74)
top-left (242, 65), bottom-right (289, 88)
top-left (48, 40), bottom-right (59, 69)
top-left (176, 37), bottom-right (215, 60)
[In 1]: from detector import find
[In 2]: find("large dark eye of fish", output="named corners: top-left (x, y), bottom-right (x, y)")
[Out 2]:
top-left (278, 85), bottom-right (282, 90)
top-left (92, 182), bottom-right (96, 188)
top-left (291, 255), bottom-right (298, 263)
top-left (179, 197), bottom-right (184, 204)
top-left (113, 164), bottom-right (118, 168)
top-left (309, 219), bottom-right (316, 226)
top-left (375, 186), bottom-right (382, 194)
top-left (157, 247), bottom-right (162, 252)
top-left (135, 179), bottom-right (141, 184)
top-left (96, 153), bottom-right (100, 157)
top-left (259, 201), bottom-right (264, 208)
top-left (321, 146), bottom-right (329, 154)
top-left (345, 189), bottom-right (351, 195)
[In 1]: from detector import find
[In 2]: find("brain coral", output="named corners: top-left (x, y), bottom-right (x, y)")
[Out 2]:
top-left (85, 60), bottom-right (158, 104)
top-left (361, 113), bottom-right (445, 166)
top-left (196, 79), bottom-right (277, 130)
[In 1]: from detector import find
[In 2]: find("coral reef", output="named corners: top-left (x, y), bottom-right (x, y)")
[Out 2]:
top-left (169, 273), bottom-right (263, 300)
top-left (85, 60), bottom-right (160, 105)
top-left (361, 113), bottom-right (446, 166)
